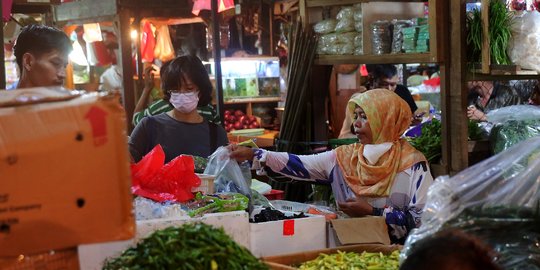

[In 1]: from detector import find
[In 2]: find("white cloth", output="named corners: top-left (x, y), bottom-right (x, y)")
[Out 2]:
top-left (100, 65), bottom-right (122, 91)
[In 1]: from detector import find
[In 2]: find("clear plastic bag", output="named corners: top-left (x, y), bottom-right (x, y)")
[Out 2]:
top-left (487, 105), bottom-right (540, 154)
top-left (353, 4), bottom-right (363, 21)
top-left (335, 19), bottom-right (355, 33)
top-left (402, 137), bottom-right (540, 269)
top-left (487, 105), bottom-right (540, 125)
top-left (134, 197), bottom-right (188, 220)
top-left (354, 21), bottom-right (363, 33)
top-left (338, 43), bottom-right (354, 55)
top-left (336, 7), bottom-right (354, 21)
top-left (336, 32), bottom-right (357, 45)
top-left (204, 146), bottom-right (252, 199)
top-left (320, 33), bottom-right (338, 45)
top-left (354, 34), bottom-right (363, 48)
top-left (354, 46), bottom-right (363, 55)
top-left (313, 19), bottom-right (337, 34)
top-left (508, 12), bottom-right (540, 72)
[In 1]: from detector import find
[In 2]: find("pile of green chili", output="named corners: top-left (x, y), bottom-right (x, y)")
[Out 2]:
top-left (103, 223), bottom-right (268, 270)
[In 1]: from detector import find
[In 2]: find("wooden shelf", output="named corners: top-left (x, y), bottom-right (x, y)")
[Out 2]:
top-left (224, 97), bottom-right (281, 104)
top-left (466, 72), bottom-right (540, 81)
top-left (314, 53), bottom-right (435, 65)
top-left (306, 0), bottom-right (426, 7)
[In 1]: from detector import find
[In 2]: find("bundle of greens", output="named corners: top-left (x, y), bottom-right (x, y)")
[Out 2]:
top-left (490, 119), bottom-right (540, 154)
top-left (408, 119), bottom-right (442, 164)
top-left (466, 0), bottom-right (513, 65)
top-left (103, 223), bottom-right (268, 270)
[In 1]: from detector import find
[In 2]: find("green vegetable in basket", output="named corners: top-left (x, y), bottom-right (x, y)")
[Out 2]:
top-left (299, 250), bottom-right (400, 270)
top-left (187, 192), bottom-right (249, 217)
top-left (103, 223), bottom-right (267, 270)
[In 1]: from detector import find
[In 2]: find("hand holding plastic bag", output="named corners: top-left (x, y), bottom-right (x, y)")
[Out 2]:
top-left (204, 146), bottom-right (252, 198)
top-left (131, 145), bottom-right (201, 202)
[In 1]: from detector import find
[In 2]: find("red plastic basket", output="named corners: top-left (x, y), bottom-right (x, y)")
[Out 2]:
top-left (263, 189), bottom-right (285, 200)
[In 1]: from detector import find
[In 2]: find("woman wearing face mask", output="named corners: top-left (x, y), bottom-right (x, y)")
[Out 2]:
top-left (129, 56), bottom-right (228, 169)
top-left (229, 89), bottom-right (434, 244)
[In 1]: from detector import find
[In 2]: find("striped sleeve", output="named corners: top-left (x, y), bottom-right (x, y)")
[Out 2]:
top-left (132, 99), bottom-right (172, 126)
top-left (197, 104), bottom-right (221, 125)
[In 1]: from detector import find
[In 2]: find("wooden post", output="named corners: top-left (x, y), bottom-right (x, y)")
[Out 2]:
top-left (211, 0), bottom-right (224, 125)
top-left (118, 9), bottom-right (136, 131)
top-left (0, 1), bottom-right (6, 90)
top-left (481, 0), bottom-right (490, 74)
top-left (447, 0), bottom-right (469, 174)
top-left (299, 0), bottom-right (307, 30)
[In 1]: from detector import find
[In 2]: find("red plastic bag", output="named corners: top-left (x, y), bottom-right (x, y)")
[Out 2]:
top-left (131, 145), bottom-right (201, 202)
top-left (141, 22), bottom-right (156, 63)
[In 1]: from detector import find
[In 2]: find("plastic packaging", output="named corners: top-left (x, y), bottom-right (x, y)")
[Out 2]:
top-left (320, 33), bottom-right (338, 45)
top-left (354, 34), bottom-right (363, 48)
top-left (336, 31), bottom-right (357, 45)
top-left (335, 19), bottom-right (355, 33)
top-left (354, 21), bottom-right (363, 33)
top-left (204, 146), bottom-right (252, 199)
top-left (336, 7), bottom-right (354, 21)
top-left (131, 145), bottom-right (201, 203)
top-left (392, 20), bottom-right (413, 53)
top-left (354, 46), bottom-right (363, 55)
top-left (134, 197), bottom-right (187, 220)
top-left (402, 137), bottom-right (540, 269)
top-left (371, 20), bottom-right (392, 54)
top-left (353, 4), bottom-right (363, 21)
top-left (313, 19), bottom-right (337, 34)
top-left (153, 25), bottom-right (175, 62)
top-left (486, 104), bottom-right (540, 125)
top-left (508, 11), bottom-right (540, 72)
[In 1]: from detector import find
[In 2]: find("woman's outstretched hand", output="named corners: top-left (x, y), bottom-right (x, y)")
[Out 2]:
top-left (228, 144), bottom-right (255, 162)
top-left (337, 197), bottom-right (374, 217)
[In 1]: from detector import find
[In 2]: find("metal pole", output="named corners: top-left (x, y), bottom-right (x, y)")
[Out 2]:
top-left (211, 0), bottom-right (224, 126)
top-left (0, 2), bottom-right (6, 90)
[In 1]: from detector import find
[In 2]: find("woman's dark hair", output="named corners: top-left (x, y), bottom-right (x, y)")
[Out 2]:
top-left (13, 24), bottom-right (73, 69)
top-left (400, 229), bottom-right (501, 270)
top-left (160, 55), bottom-right (213, 107)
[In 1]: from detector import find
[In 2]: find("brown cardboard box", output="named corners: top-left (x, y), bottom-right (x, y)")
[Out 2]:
top-left (328, 216), bottom-right (391, 247)
top-left (0, 88), bottom-right (134, 256)
top-left (263, 244), bottom-right (401, 270)
top-left (0, 248), bottom-right (79, 270)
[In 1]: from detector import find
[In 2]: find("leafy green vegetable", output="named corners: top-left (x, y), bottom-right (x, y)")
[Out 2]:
top-left (490, 119), bottom-right (540, 154)
top-left (468, 120), bottom-right (485, 141)
top-left (466, 8), bottom-right (483, 63)
top-left (408, 119), bottom-right (442, 164)
top-left (103, 223), bottom-right (268, 270)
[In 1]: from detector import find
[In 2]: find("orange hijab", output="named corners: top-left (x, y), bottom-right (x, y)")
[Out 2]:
top-left (335, 89), bottom-right (426, 197)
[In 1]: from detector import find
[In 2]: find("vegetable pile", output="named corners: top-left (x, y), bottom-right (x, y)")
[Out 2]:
top-left (251, 207), bottom-right (307, 223)
top-left (103, 223), bottom-right (268, 270)
top-left (490, 119), bottom-right (540, 154)
top-left (407, 119), bottom-right (442, 164)
top-left (299, 250), bottom-right (400, 270)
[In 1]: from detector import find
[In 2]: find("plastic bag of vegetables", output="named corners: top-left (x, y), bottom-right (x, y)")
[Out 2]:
top-left (487, 105), bottom-right (540, 154)
top-left (402, 137), bottom-right (540, 269)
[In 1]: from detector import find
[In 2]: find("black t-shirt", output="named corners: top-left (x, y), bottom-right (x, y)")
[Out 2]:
top-left (129, 113), bottom-right (228, 163)
top-left (395, 84), bottom-right (418, 114)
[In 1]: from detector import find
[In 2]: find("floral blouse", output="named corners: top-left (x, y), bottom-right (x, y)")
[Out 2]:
top-left (252, 149), bottom-right (434, 244)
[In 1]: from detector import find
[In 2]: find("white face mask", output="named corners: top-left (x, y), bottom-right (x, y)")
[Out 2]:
top-left (169, 91), bottom-right (199, 113)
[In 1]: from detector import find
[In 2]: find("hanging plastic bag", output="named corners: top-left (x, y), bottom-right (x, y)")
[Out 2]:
top-left (154, 25), bottom-right (175, 62)
top-left (508, 11), bottom-right (540, 72)
top-left (141, 22), bottom-right (155, 63)
top-left (131, 145), bottom-right (201, 203)
top-left (402, 137), bottom-right (540, 269)
top-left (204, 146), bottom-right (252, 199)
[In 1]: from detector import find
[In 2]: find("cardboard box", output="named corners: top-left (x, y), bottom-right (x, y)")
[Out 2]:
top-left (0, 88), bottom-right (134, 256)
top-left (328, 216), bottom-right (391, 248)
top-left (263, 244), bottom-right (401, 270)
top-left (78, 211), bottom-right (250, 270)
top-left (0, 247), bottom-right (79, 270)
top-left (250, 209), bottom-right (326, 257)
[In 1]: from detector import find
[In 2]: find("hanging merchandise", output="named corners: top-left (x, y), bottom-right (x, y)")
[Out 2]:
top-left (92, 41), bottom-right (113, 66)
top-left (85, 41), bottom-right (98, 66)
top-left (154, 25), bottom-right (175, 62)
top-left (82, 23), bottom-right (103, 43)
top-left (2, 0), bottom-right (13, 22)
top-left (141, 22), bottom-right (156, 63)
top-left (191, 0), bottom-right (235, 16)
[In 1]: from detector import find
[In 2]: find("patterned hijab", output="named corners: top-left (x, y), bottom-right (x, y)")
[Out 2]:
top-left (335, 89), bottom-right (426, 197)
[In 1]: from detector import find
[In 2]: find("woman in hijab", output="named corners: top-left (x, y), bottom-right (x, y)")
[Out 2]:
top-left (230, 89), bottom-right (434, 244)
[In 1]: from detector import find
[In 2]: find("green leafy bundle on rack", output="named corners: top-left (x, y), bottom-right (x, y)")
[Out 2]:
top-left (466, 0), bottom-right (513, 65)
top-left (103, 224), bottom-right (267, 270)
top-left (408, 119), bottom-right (442, 164)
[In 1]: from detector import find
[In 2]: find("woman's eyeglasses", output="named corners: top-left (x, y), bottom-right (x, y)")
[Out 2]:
top-left (167, 89), bottom-right (198, 94)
